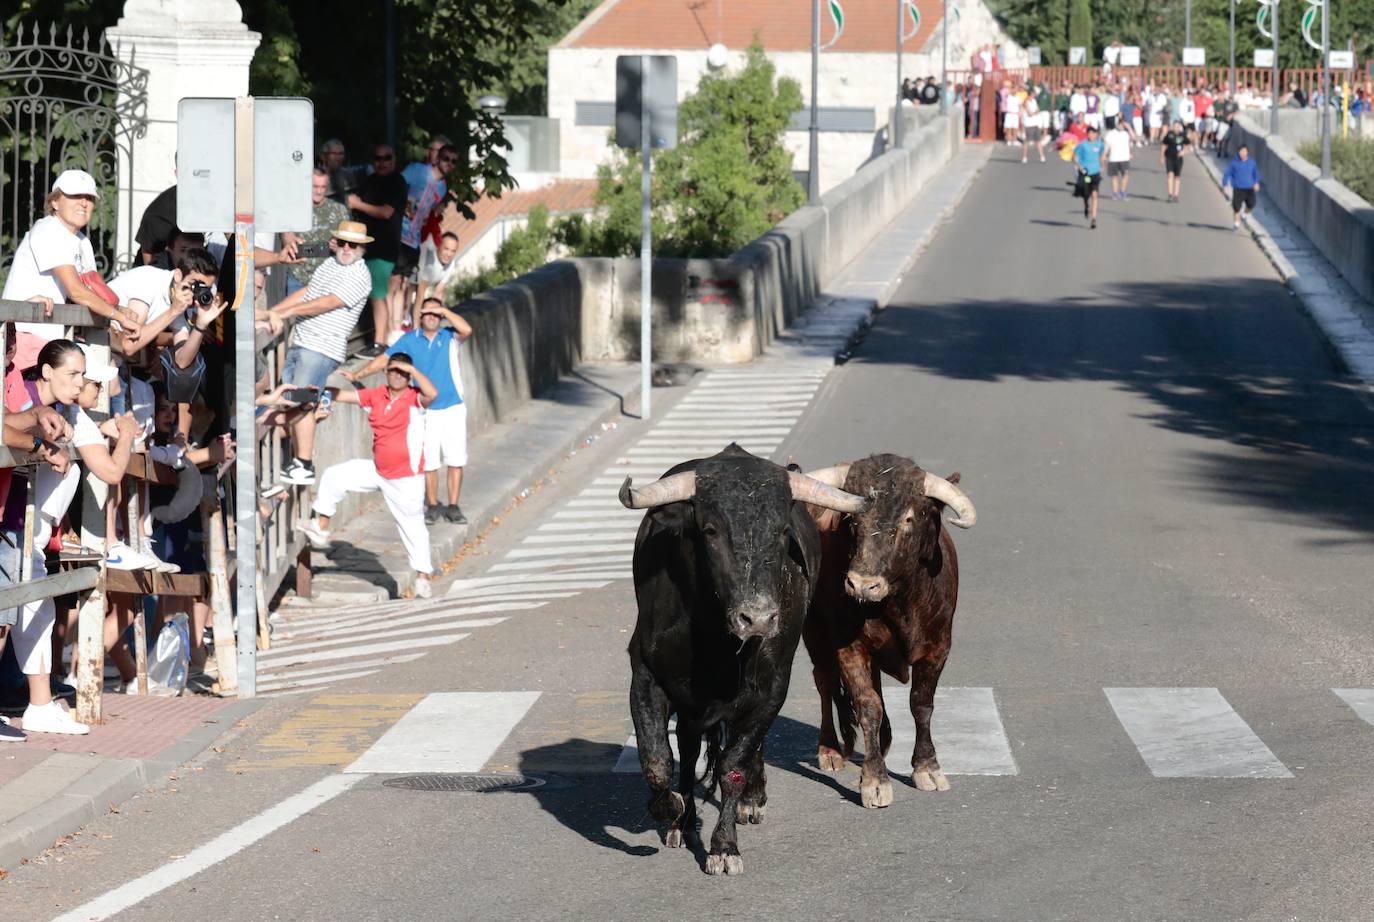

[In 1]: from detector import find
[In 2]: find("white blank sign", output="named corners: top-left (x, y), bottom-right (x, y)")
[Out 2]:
top-left (177, 96), bottom-right (313, 233)
top-left (1254, 49), bottom-right (1275, 68)
top-left (1182, 47), bottom-right (1206, 66)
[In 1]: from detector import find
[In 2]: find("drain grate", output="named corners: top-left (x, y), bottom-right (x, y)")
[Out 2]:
top-left (381, 772), bottom-right (547, 793)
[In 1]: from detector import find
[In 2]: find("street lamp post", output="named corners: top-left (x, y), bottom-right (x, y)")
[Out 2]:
top-left (1229, 0), bottom-right (1237, 95)
top-left (1186, 0), bottom-right (1193, 48)
top-left (895, 0), bottom-right (904, 148)
top-left (1320, 0), bottom-right (1331, 179)
top-left (1270, 1), bottom-right (1280, 134)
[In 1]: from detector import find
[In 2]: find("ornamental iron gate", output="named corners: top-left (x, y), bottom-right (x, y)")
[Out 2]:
top-left (0, 22), bottom-right (148, 285)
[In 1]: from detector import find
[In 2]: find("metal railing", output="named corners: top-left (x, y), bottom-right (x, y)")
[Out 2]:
top-left (0, 298), bottom-right (238, 721)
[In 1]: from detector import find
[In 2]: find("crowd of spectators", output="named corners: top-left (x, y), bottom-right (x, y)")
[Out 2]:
top-left (0, 130), bottom-right (473, 740)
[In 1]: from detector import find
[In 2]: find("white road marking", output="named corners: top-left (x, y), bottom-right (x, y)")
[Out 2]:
top-left (256, 653), bottom-right (428, 685)
top-left (262, 617), bottom-right (509, 657)
top-left (445, 575), bottom-right (616, 596)
top-left (263, 633), bottom-right (471, 669)
top-left (489, 556), bottom-right (634, 573)
top-left (1333, 689), bottom-right (1374, 727)
top-left (522, 532), bottom-right (641, 545)
top-left (505, 545), bottom-right (633, 558)
top-left (258, 669), bottom-right (383, 694)
top-left (537, 519), bottom-right (642, 532)
top-left (280, 600), bottom-right (538, 634)
top-left (1105, 687), bottom-right (1292, 778)
top-left (879, 686), bottom-right (1019, 775)
top-left (49, 774), bottom-right (365, 922)
top-left (550, 509), bottom-right (641, 520)
top-left (345, 691), bottom-right (543, 774)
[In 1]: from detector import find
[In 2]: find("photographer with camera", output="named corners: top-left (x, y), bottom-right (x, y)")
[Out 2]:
top-left (108, 248), bottom-right (224, 426)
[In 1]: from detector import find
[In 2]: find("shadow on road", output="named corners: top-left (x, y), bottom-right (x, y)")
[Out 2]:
top-left (859, 277), bottom-right (1374, 540)
top-left (518, 739), bottom-right (659, 856)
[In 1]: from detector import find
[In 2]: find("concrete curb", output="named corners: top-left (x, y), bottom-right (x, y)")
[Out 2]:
top-left (1195, 149), bottom-right (1374, 385)
top-left (0, 698), bottom-right (266, 871)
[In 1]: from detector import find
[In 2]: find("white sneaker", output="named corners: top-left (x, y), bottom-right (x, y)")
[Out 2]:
top-left (414, 575), bottom-right (433, 599)
top-left (154, 558), bottom-right (181, 574)
top-left (106, 541), bottom-right (158, 570)
top-left (22, 701), bottom-right (89, 735)
top-left (296, 519), bottom-right (331, 550)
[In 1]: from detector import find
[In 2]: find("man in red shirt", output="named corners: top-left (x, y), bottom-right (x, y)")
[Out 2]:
top-left (297, 352), bottom-right (440, 598)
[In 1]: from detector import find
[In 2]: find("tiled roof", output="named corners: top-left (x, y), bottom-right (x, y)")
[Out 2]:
top-left (561, 0), bottom-right (944, 54)
top-left (442, 179), bottom-right (599, 253)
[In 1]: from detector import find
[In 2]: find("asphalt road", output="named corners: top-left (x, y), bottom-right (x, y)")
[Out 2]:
top-left (9, 147), bottom-right (1374, 922)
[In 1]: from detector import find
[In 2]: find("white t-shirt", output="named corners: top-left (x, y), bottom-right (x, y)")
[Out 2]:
top-left (107, 265), bottom-right (188, 334)
top-left (1103, 94), bottom-right (1121, 118)
top-left (417, 238), bottom-right (459, 287)
top-left (1, 215), bottom-right (98, 338)
top-left (1104, 129), bottom-right (1133, 162)
top-left (1151, 92), bottom-right (1169, 114)
top-left (1005, 94), bottom-right (1022, 115)
top-left (1179, 98), bottom-right (1196, 122)
top-left (1069, 92), bottom-right (1087, 115)
top-left (71, 407), bottom-right (106, 449)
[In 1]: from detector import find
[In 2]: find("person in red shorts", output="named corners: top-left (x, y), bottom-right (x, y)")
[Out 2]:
top-left (297, 352), bottom-right (439, 598)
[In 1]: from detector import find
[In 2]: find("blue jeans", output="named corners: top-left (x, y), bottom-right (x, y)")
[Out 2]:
top-left (285, 274), bottom-right (305, 296)
top-left (281, 345), bottom-right (341, 391)
top-left (0, 527), bottom-right (19, 628)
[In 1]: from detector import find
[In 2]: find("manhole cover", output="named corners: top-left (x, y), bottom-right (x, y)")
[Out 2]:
top-left (381, 773), bottom-right (546, 793)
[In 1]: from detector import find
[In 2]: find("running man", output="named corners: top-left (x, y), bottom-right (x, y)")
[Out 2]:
top-left (1160, 119), bottom-right (1192, 202)
top-left (297, 353), bottom-right (440, 598)
top-left (1104, 119), bottom-right (1133, 200)
top-left (1074, 125), bottom-right (1106, 229)
top-left (1221, 144), bottom-right (1261, 230)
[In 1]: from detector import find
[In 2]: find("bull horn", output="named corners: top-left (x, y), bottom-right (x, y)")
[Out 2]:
top-left (619, 471), bottom-right (697, 509)
top-left (802, 464), bottom-right (851, 489)
top-left (923, 472), bottom-right (976, 529)
top-left (789, 471), bottom-right (867, 513)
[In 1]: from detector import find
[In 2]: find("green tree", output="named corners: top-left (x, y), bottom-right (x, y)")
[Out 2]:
top-left (570, 42), bottom-right (805, 259)
top-left (1068, 0), bottom-right (1094, 64)
top-left (448, 204), bottom-right (557, 302)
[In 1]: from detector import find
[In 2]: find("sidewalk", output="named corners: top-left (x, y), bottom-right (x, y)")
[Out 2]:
top-left (1195, 148), bottom-right (1374, 384)
top-left (0, 696), bottom-right (262, 871)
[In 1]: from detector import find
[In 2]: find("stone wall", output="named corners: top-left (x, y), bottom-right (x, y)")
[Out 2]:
top-left (1230, 114), bottom-right (1374, 305)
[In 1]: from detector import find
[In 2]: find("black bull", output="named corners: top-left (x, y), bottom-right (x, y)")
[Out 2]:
top-left (621, 445), bottom-right (865, 876)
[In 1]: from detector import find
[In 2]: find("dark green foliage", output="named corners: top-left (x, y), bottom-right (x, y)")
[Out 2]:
top-left (1067, 0), bottom-right (1093, 64)
top-left (567, 42), bottom-right (805, 259)
top-left (447, 204), bottom-right (554, 303)
top-left (1298, 137), bottom-right (1374, 205)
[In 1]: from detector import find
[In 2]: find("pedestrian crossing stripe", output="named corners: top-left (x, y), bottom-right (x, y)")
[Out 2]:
top-left (1105, 687), bottom-right (1292, 779)
top-left (344, 691), bottom-right (543, 774)
top-left (1333, 689), bottom-right (1374, 728)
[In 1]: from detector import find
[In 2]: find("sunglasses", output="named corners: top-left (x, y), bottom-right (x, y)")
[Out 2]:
top-left (373, 153), bottom-right (394, 162)
top-left (334, 239), bottom-right (364, 249)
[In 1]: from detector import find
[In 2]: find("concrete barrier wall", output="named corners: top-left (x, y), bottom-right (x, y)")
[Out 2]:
top-left (1231, 114), bottom-right (1374, 304)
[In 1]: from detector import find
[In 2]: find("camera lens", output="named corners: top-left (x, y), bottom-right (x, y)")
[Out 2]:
top-left (191, 282), bottom-right (214, 307)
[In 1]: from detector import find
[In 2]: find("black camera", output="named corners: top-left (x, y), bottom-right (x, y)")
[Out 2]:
top-left (190, 281), bottom-right (215, 307)
top-left (295, 240), bottom-right (330, 259)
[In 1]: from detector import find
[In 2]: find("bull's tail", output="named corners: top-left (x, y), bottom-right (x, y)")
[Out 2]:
top-left (833, 678), bottom-right (859, 758)
top-left (698, 723), bottom-right (725, 795)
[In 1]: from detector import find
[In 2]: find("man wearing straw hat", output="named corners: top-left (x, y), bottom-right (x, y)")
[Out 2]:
top-left (266, 219), bottom-right (373, 486)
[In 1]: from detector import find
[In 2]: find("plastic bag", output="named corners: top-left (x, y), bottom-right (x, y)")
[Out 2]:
top-left (147, 611), bottom-right (190, 696)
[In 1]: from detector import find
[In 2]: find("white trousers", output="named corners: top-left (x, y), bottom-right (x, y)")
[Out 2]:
top-left (314, 458), bottom-right (432, 575)
top-left (12, 464), bottom-right (82, 675)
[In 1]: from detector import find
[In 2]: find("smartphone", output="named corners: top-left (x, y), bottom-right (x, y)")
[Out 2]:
top-left (295, 240), bottom-right (330, 259)
top-left (284, 386), bottom-right (319, 405)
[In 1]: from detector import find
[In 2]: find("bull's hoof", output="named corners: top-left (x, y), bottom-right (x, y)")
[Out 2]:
top-left (735, 802), bottom-right (766, 824)
top-left (817, 746), bottom-right (846, 772)
top-left (706, 853), bottom-right (745, 875)
top-left (860, 778), bottom-right (894, 809)
top-left (649, 789), bottom-right (685, 824)
top-left (667, 827), bottom-right (684, 848)
top-left (912, 768), bottom-right (951, 792)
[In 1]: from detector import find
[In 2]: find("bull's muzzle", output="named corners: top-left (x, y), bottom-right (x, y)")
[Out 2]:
top-left (727, 603), bottom-right (780, 640)
top-left (845, 571), bottom-right (890, 602)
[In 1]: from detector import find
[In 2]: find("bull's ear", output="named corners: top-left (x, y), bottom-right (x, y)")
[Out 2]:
top-left (946, 471), bottom-right (961, 485)
top-left (645, 502), bottom-right (690, 536)
top-left (787, 503), bottom-right (822, 579)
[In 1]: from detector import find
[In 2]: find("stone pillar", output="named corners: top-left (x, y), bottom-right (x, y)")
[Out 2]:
top-left (106, 0), bottom-right (260, 265)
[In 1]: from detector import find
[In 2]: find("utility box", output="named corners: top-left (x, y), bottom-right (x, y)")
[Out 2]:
top-left (177, 97), bottom-right (314, 233)
top-left (615, 55), bottom-right (678, 150)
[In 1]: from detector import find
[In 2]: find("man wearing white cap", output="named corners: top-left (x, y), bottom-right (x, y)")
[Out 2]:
top-left (267, 220), bottom-right (373, 486)
top-left (1, 170), bottom-right (143, 341)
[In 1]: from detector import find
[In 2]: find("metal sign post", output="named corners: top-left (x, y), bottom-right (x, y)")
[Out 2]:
top-left (639, 56), bottom-right (653, 421)
top-left (615, 56), bottom-right (677, 421)
top-left (233, 97), bottom-right (257, 697)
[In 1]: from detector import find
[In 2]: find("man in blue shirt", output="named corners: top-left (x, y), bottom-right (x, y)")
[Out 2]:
top-left (1073, 125), bottom-right (1106, 229)
top-left (1221, 144), bottom-right (1261, 231)
top-left (347, 297), bottom-right (474, 524)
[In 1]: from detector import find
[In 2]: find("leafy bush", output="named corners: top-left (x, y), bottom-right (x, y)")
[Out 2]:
top-left (1297, 136), bottom-right (1374, 205)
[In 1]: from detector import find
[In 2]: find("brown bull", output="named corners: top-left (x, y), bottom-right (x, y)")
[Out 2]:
top-left (800, 454), bottom-right (976, 808)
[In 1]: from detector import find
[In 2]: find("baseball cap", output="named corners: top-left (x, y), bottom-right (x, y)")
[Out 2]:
top-left (52, 169), bottom-right (100, 199)
top-left (78, 344), bottom-right (119, 384)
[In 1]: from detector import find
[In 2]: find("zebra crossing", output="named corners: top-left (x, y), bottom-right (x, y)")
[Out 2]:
top-left (347, 686), bottom-right (1374, 781)
top-left (258, 360), bottom-right (832, 696)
